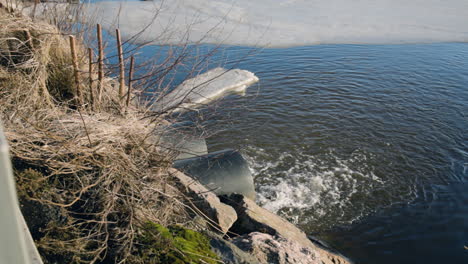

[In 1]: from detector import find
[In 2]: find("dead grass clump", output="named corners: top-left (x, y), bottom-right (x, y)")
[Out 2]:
top-left (9, 112), bottom-right (187, 263)
top-left (1, 8), bottom-right (190, 264)
top-left (0, 9), bottom-right (120, 111)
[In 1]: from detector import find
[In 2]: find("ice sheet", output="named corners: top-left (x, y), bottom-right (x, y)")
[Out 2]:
top-left (154, 67), bottom-right (259, 113)
top-left (81, 0), bottom-right (468, 47)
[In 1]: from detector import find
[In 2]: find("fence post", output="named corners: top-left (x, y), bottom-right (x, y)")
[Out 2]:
top-left (69, 35), bottom-right (82, 107)
top-left (88, 48), bottom-right (94, 110)
top-left (97, 24), bottom-right (104, 104)
top-left (116, 28), bottom-right (125, 105)
top-left (23, 30), bottom-right (34, 51)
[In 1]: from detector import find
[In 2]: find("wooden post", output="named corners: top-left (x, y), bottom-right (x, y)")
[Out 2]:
top-left (126, 56), bottom-right (135, 110)
top-left (32, 0), bottom-right (39, 20)
top-left (116, 28), bottom-right (125, 104)
top-left (24, 30), bottom-right (34, 51)
top-left (88, 48), bottom-right (94, 109)
top-left (69, 35), bottom-right (82, 107)
top-left (97, 24), bottom-right (104, 104)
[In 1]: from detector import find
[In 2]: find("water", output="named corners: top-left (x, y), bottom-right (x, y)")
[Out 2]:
top-left (99, 21), bottom-right (468, 260)
top-left (69, 0), bottom-right (468, 262)
top-left (195, 44), bottom-right (468, 263)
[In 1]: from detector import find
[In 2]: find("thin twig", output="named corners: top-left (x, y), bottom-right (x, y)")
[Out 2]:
top-left (126, 55), bottom-right (134, 111)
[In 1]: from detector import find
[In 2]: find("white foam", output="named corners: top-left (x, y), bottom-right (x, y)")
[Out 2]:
top-left (78, 0), bottom-right (468, 47)
top-left (244, 147), bottom-right (385, 226)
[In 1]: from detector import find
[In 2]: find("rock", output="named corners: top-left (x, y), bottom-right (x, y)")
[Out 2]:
top-left (220, 194), bottom-right (313, 247)
top-left (220, 194), bottom-right (352, 264)
top-left (231, 232), bottom-right (318, 264)
top-left (170, 169), bottom-right (237, 234)
top-left (210, 236), bottom-right (261, 264)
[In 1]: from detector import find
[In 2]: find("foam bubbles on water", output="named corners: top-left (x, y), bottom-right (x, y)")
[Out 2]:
top-left (244, 146), bottom-right (385, 229)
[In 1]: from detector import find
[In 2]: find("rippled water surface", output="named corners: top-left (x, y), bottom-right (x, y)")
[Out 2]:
top-left (197, 44), bottom-right (468, 263)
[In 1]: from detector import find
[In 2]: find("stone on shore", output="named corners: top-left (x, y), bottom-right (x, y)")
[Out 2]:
top-left (231, 232), bottom-right (318, 264)
top-left (210, 236), bottom-right (261, 264)
top-left (170, 169), bottom-right (237, 234)
top-left (221, 194), bottom-right (352, 264)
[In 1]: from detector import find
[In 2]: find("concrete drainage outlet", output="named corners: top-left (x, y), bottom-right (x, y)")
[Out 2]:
top-left (173, 149), bottom-right (256, 200)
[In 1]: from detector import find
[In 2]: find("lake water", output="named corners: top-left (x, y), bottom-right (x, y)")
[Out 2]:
top-left (19, 1), bottom-right (468, 261)
top-left (194, 44), bottom-right (468, 264)
top-left (89, 4), bottom-right (468, 261)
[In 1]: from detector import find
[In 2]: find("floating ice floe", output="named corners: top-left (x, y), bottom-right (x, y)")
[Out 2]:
top-left (154, 67), bottom-right (258, 113)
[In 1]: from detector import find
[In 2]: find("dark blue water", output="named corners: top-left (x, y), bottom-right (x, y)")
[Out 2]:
top-left (103, 34), bottom-right (468, 262)
top-left (196, 44), bottom-right (468, 264)
top-left (81, 1), bottom-right (468, 262)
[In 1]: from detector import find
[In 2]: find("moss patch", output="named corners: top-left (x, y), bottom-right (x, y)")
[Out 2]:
top-left (132, 222), bottom-right (219, 264)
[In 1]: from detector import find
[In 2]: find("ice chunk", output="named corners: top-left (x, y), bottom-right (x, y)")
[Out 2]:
top-left (155, 67), bottom-right (258, 113)
top-left (80, 0), bottom-right (468, 47)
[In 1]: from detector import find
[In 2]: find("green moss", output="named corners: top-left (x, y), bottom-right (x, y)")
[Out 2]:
top-left (15, 168), bottom-right (50, 197)
top-left (133, 222), bottom-right (219, 264)
top-left (15, 169), bottom-right (62, 237)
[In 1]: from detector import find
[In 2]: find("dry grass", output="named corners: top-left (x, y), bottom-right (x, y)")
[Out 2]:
top-left (0, 7), bottom-right (192, 263)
